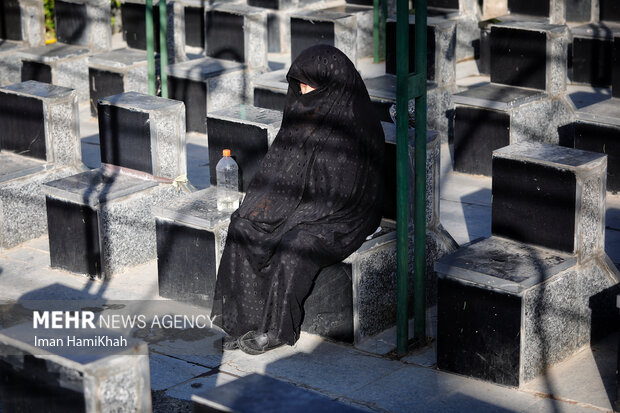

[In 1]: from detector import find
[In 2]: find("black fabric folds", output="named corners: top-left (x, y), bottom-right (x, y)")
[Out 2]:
top-left (213, 45), bottom-right (385, 345)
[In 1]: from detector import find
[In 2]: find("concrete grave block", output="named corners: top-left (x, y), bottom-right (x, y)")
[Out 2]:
top-left (320, 4), bottom-right (374, 59)
top-left (167, 57), bottom-right (247, 133)
top-left (43, 168), bottom-right (183, 277)
top-left (0, 324), bottom-right (151, 412)
top-left (490, 21), bottom-right (568, 97)
top-left (452, 83), bottom-right (573, 175)
top-left (252, 68), bottom-right (289, 112)
top-left (0, 81), bottom-right (81, 166)
top-left (425, 4), bottom-right (480, 62)
top-left (569, 23), bottom-right (618, 87)
top-left (507, 0), bottom-right (565, 24)
top-left (206, 104), bottom-right (282, 191)
top-left (120, 0), bottom-right (163, 52)
top-left (565, 0), bottom-right (597, 23)
top-left (98, 91), bottom-right (186, 180)
top-left (88, 48), bottom-right (152, 117)
top-left (0, 0), bottom-right (45, 47)
top-left (290, 9), bottom-right (357, 65)
top-left (54, 0), bottom-right (112, 51)
top-left (0, 41), bottom-right (25, 86)
top-left (18, 44), bottom-right (92, 101)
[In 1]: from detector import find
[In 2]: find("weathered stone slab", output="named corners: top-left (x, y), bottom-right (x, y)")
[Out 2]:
top-left (98, 91), bottom-right (186, 180)
top-left (54, 0), bottom-right (111, 51)
top-left (0, 0), bottom-right (45, 46)
top-left (0, 40), bottom-right (25, 86)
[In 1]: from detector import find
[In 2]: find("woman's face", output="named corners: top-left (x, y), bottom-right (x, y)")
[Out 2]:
top-left (300, 82), bottom-right (316, 95)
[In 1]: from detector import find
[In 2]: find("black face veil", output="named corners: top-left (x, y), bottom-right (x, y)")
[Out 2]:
top-left (214, 45), bottom-right (385, 343)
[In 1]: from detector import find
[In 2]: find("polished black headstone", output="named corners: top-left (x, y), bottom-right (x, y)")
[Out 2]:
top-left (121, 2), bottom-right (160, 52)
top-left (600, 0), bottom-right (620, 23)
top-left (437, 278), bottom-right (521, 387)
top-left (89, 68), bottom-right (124, 117)
top-left (344, 0), bottom-right (373, 5)
top-left (267, 14), bottom-right (280, 53)
top-left (55, 0), bottom-right (88, 46)
top-left (207, 118), bottom-right (269, 191)
top-left (386, 22), bottom-right (435, 79)
top-left (428, 0), bottom-right (458, 9)
top-left (98, 104), bottom-right (153, 174)
top-left (253, 87), bottom-right (286, 112)
top-left (46, 197), bottom-right (101, 276)
top-left (383, 140), bottom-right (397, 220)
top-left (185, 6), bottom-right (205, 49)
top-left (301, 263), bottom-right (354, 342)
top-left (0, 92), bottom-right (46, 160)
top-left (566, 0), bottom-right (592, 22)
top-left (572, 37), bottom-right (613, 87)
top-left (478, 23), bottom-right (492, 74)
top-left (507, 0), bottom-right (548, 17)
top-left (574, 121), bottom-right (620, 193)
top-left (0, 0), bottom-right (21, 40)
top-left (613, 37), bottom-right (620, 98)
top-left (168, 75), bottom-right (206, 133)
top-left (490, 27), bottom-right (546, 90)
top-left (453, 106), bottom-right (510, 176)
top-left (492, 157), bottom-right (576, 252)
top-left (21, 61), bottom-right (52, 84)
top-left (248, 0), bottom-right (280, 9)
top-left (157, 220), bottom-right (217, 308)
top-left (206, 11), bottom-right (244, 63)
top-left (290, 18), bottom-right (335, 63)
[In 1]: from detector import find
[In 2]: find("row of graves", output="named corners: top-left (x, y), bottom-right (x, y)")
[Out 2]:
top-left (1, 0), bottom-right (620, 410)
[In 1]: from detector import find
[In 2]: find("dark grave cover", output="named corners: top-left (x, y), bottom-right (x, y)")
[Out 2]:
top-left (383, 140), bottom-right (397, 220)
top-left (344, 0), bottom-right (373, 6)
top-left (491, 157), bottom-right (576, 252)
top-left (207, 118), bottom-right (269, 191)
top-left (98, 104), bottom-right (153, 174)
top-left (184, 6), bottom-right (205, 49)
top-left (600, 0), bottom-right (620, 23)
top-left (121, 2), bottom-right (160, 52)
top-left (453, 106), bottom-right (510, 176)
top-left (507, 0), bottom-right (549, 17)
top-left (566, 0), bottom-right (591, 22)
top-left (290, 18), bottom-right (335, 63)
top-left (46, 197), bottom-right (101, 277)
top-left (168, 76), bottom-right (206, 133)
top-left (89, 68), bottom-right (124, 117)
top-left (21, 61), bottom-right (52, 84)
top-left (572, 37), bottom-right (613, 87)
top-left (248, 0), bottom-right (281, 10)
top-left (54, 0), bottom-right (88, 46)
top-left (206, 11), bottom-right (245, 63)
top-left (490, 27), bottom-right (546, 91)
top-left (0, 92), bottom-right (46, 160)
top-left (613, 37), bottom-right (620, 98)
top-left (253, 88), bottom-right (286, 112)
top-left (0, 0), bottom-right (21, 41)
top-left (427, 0), bottom-right (459, 9)
top-left (575, 122), bottom-right (620, 193)
top-left (385, 22), bottom-right (436, 80)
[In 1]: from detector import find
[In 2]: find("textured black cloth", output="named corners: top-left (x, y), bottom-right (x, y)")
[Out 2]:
top-left (213, 45), bottom-right (385, 344)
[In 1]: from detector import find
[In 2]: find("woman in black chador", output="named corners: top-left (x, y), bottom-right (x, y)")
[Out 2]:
top-left (213, 45), bottom-right (384, 354)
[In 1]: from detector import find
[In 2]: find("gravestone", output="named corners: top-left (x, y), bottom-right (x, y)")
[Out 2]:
top-left (0, 41), bottom-right (25, 86)
top-left (54, 0), bottom-right (111, 51)
top-left (507, 0), bottom-right (565, 24)
top-left (206, 105), bottom-right (282, 191)
top-left (319, 4), bottom-right (375, 60)
top-left (0, 0), bottom-right (45, 47)
top-left (600, 0), bottom-right (620, 23)
top-left (120, 0), bottom-right (161, 52)
top-left (167, 57), bottom-right (246, 133)
top-left (437, 142), bottom-right (619, 387)
top-left (570, 23), bottom-right (616, 87)
top-left (0, 81), bottom-right (81, 250)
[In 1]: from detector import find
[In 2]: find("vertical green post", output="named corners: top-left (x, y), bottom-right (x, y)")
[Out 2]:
top-left (381, 0), bottom-right (387, 59)
top-left (373, 0), bottom-right (380, 63)
top-left (413, 0), bottom-right (427, 343)
top-left (159, 0), bottom-right (168, 98)
top-left (395, 0), bottom-right (410, 356)
top-left (146, 0), bottom-right (156, 96)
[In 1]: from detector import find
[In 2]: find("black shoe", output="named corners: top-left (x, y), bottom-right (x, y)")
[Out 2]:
top-left (222, 335), bottom-right (239, 350)
top-left (238, 330), bottom-right (283, 355)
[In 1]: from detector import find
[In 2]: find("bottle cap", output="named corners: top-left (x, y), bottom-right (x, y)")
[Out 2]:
top-left (223, 149), bottom-right (231, 157)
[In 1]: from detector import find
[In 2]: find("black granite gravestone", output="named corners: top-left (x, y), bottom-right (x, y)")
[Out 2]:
top-left (600, 0), bottom-right (620, 23)
top-left (290, 18), bottom-right (335, 63)
top-left (21, 61), bottom-right (52, 84)
top-left (157, 220), bottom-right (217, 307)
top-left (344, 0), bottom-right (373, 6)
top-left (55, 0), bottom-right (88, 46)
top-left (248, 0), bottom-right (280, 10)
top-left (89, 68), bottom-right (124, 117)
top-left (574, 122), bottom-right (620, 193)
top-left (168, 76), bottom-right (206, 133)
top-left (185, 6), bottom-right (205, 49)
top-left (206, 11), bottom-right (245, 62)
top-left (613, 36), bottom-right (620, 98)
top-left (121, 2), bottom-right (160, 52)
top-left (490, 26), bottom-right (546, 91)
top-left (428, 0), bottom-right (459, 9)
top-left (385, 22), bottom-right (435, 79)
top-left (46, 197), bottom-right (100, 276)
top-left (507, 0), bottom-right (549, 17)
top-left (98, 104), bottom-right (153, 174)
top-left (492, 157), bottom-right (576, 252)
top-left (566, 0), bottom-right (592, 22)
top-left (0, 0), bottom-right (21, 41)
top-left (453, 106), bottom-right (510, 176)
top-left (253, 87), bottom-right (286, 111)
top-left (0, 92), bottom-right (46, 160)
top-left (571, 36), bottom-right (613, 87)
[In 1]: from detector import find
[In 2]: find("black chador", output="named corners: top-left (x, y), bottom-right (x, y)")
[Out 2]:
top-left (213, 45), bottom-right (385, 351)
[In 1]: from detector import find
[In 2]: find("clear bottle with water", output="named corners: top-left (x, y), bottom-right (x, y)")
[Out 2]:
top-left (216, 149), bottom-right (239, 211)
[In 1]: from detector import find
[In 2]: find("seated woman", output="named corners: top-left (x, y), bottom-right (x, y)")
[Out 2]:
top-left (213, 45), bottom-right (385, 355)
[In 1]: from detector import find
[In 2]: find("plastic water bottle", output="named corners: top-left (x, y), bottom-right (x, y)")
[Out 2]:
top-left (216, 149), bottom-right (239, 211)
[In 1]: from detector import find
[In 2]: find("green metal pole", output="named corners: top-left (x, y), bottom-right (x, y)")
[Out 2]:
top-left (159, 0), bottom-right (168, 98)
top-left (395, 0), bottom-right (410, 356)
top-left (146, 0), bottom-right (156, 96)
top-left (373, 0), bottom-right (380, 63)
top-left (381, 0), bottom-right (387, 60)
top-left (413, 0), bottom-right (427, 343)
